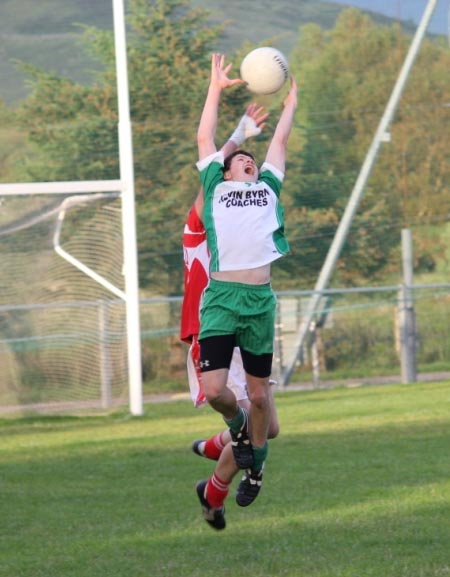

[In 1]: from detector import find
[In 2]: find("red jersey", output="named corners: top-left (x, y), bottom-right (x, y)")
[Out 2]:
top-left (181, 203), bottom-right (248, 407)
top-left (180, 205), bottom-right (209, 343)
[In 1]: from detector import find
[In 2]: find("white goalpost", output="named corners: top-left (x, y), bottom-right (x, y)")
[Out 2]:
top-left (0, 0), bottom-right (143, 416)
top-left (112, 0), bottom-right (143, 416)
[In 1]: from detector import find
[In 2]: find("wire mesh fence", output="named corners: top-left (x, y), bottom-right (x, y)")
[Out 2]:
top-left (1, 284), bottom-right (449, 414)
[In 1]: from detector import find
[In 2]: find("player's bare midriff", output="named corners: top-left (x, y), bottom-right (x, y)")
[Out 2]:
top-left (211, 264), bottom-right (271, 285)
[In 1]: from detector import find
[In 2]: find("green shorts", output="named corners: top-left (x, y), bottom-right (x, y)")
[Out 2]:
top-left (199, 278), bottom-right (277, 356)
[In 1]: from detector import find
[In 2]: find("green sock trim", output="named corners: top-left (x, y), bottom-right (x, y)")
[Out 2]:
top-left (224, 407), bottom-right (245, 434)
top-left (252, 442), bottom-right (268, 471)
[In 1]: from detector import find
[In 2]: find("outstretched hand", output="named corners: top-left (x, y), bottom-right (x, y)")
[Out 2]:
top-left (227, 103), bottom-right (268, 148)
top-left (283, 75), bottom-right (298, 109)
top-left (210, 53), bottom-right (244, 90)
top-left (245, 103), bottom-right (269, 132)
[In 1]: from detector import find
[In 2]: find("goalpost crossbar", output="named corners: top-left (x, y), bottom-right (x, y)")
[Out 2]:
top-left (0, 180), bottom-right (122, 196)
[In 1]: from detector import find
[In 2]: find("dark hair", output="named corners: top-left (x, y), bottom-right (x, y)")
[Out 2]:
top-left (223, 149), bottom-right (255, 173)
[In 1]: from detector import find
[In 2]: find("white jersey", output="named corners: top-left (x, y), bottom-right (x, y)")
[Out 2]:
top-left (197, 151), bottom-right (290, 272)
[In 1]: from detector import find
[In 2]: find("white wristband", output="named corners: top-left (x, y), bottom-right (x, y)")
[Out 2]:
top-left (229, 114), bottom-right (261, 147)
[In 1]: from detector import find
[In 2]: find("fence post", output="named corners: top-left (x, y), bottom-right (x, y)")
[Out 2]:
top-left (398, 229), bottom-right (417, 383)
top-left (98, 301), bottom-right (113, 408)
top-left (310, 321), bottom-right (321, 388)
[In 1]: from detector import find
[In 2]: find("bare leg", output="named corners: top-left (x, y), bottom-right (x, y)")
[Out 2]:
top-left (215, 443), bottom-right (239, 482)
top-left (221, 390), bottom-right (279, 443)
top-left (245, 374), bottom-right (271, 448)
top-left (194, 387), bottom-right (279, 460)
top-left (266, 385), bottom-right (280, 439)
top-left (195, 385), bottom-right (278, 519)
top-left (202, 368), bottom-right (238, 420)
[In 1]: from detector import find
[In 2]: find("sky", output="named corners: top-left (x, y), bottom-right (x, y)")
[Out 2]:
top-left (331, 0), bottom-right (448, 35)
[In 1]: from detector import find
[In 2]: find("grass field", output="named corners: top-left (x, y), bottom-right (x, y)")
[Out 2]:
top-left (1, 381), bottom-right (449, 577)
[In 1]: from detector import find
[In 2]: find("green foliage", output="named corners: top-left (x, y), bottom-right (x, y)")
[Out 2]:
top-left (4, 2), bottom-right (450, 293)
top-left (12, 0), bottom-right (265, 295)
top-left (14, 0), bottom-right (221, 293)
top-left (15, 64), bottom-right (118, 182)
top-left (0, 102), bottom-right (20, 181)
top-left (279, 9), bottom-right (450, 286)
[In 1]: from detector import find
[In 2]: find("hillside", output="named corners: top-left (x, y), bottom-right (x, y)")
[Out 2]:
top-left (0, 0), bottom-right (415, 105)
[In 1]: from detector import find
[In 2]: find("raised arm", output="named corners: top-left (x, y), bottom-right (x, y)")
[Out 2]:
top-left (265, 76), bottom-right (298, 173)
top-left (197, 53), bottom-right (243, 161)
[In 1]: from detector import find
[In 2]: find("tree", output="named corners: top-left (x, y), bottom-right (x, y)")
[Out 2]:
top-left (276, 9), bottom-right (450, 286)
top-left (13, 4), bottom-right (450, 293)
top-left (15, 0), bottom-right (250, 294)
top-left (0, 100), bottom-right (26, 183)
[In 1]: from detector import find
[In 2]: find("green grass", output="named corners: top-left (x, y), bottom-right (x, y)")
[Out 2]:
top-left (1, 381), bottom-right (450, 577)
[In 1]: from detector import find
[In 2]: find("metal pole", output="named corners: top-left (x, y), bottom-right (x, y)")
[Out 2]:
top-left (99, 301), bottom-right (113, 408)
top-left (112, 0), bottom-right (143, 415)
top-left (282, 0), bottom-right (438, 387)
top-left (399, 229), bottom-right (417, 383)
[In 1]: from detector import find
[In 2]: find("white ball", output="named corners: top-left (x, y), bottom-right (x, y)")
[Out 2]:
top-left (240, 47), bottom-right (289, 95)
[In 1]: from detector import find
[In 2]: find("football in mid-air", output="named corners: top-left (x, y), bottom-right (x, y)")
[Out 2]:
top-left (240, 47), bottom-right (289, 95)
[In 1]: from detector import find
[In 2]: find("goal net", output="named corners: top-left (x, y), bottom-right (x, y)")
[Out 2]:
top-left (0, 182), bottom-right (130, 413)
